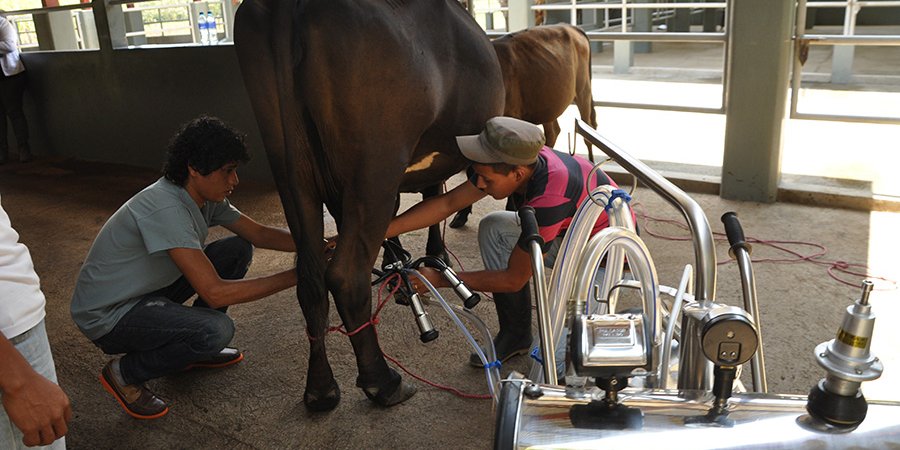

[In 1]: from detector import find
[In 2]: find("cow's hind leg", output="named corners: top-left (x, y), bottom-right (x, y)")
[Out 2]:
top-left (544, 120), bottom-right (561, 147)
top-left (293, 193), bottom-right (342, 412)
top-left (422, 184), bottom-right (450, 264)
top-left (326, 169), bottom-right (417, 407)
top-left (234, 0), bottom-right (339, 412)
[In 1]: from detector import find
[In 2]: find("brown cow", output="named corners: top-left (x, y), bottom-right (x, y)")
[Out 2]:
top-left (494, 23), bottom-right (597, 155)
top-left (449, 23), bottom-right (598, 228)
top-left (234, 0), bottom-right (504, 411)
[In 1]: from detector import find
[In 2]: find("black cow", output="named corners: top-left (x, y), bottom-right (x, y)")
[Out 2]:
top-left (234, 0), bottom-right (504, 411)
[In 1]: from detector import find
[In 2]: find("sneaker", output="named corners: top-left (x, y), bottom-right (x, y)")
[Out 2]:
top-left (185, 347), bottom-right (244, 370)
top-left (99, 359), bottom-right (169, 419)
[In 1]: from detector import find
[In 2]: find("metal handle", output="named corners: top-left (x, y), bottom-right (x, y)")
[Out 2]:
top-left (518, 207), bottom-right (557, 385)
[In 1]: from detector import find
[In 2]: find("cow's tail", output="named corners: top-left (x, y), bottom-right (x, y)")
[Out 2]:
top-left (234, 0), bottom-right (325, 274)
top-left (575, 25), bottom-right (597, 128)
top-left (572, 25), bottom-right (597, 161)
top-left (270, 0), bottom-right (329, 274)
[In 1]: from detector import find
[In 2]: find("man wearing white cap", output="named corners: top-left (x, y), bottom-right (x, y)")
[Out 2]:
top-left (386, 116), bottom-right (624, 367)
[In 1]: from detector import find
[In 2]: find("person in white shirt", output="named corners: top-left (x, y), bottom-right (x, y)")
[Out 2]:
top-left (0, 12), bottom-right (31, 164)
top-left (0, 194), bottom-right (71, 449)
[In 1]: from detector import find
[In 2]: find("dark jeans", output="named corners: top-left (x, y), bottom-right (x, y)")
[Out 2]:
top-left (94, 236), bottom-right (253, 385)
top-left (0, 72), bottom-right (28, 154)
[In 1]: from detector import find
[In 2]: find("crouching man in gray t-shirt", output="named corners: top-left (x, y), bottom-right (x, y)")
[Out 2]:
top-left (71, 116), bottom-right (298, 419)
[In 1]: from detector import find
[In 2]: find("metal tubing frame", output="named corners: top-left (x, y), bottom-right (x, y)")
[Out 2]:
top-left (571, 227), bottom-right (663, 386)
top-left (734, 248), bottom-right (768, 393)
top-left (528, 240), bottom-right (557, 386)
top-left (659, 265), bottom-right (692, 389)
top-left (575, 119), bottom-right (717, 305)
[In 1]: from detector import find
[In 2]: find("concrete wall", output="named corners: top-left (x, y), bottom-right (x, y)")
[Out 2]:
top-left (20, 46), bottom-right (274, 182)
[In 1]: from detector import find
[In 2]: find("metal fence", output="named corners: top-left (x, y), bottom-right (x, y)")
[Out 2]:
top-left (476, 0), bottom-right (899, 123)
top-left (792, 0), bottom-right (900, 124)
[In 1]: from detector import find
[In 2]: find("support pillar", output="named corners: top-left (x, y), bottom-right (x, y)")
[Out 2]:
top-left (721, 0), bottom-right (794, 202)
top-left (33, 10), bottom-right (80, 50)
top-left (831, 46), bottom-right (855, 84)
top-left (91, 0), bottom-right (127, 50)
top-left (223, 0), bottom-right (236, 42)
top-left (508, 0), bottom-right (535, 32)
top-left (634, 7), bottom-right (652, 53)
top-left (613, 40), bottom-right (633, 74)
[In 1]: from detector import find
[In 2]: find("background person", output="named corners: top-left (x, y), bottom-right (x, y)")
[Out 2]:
top-left (1, 194), bottom-right (71, 449)
top-left (71, 116), bottom-right (297, 419)
top-left (384, 116), bottom-right (626, 368)
top-left (0, 12), bottom-right (31, 164)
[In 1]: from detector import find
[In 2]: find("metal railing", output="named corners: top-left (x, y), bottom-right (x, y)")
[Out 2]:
top-left (792, 0), bottom-right (900, 124)
top-left (477, 0), bottom-right (899, 123)
top-left (482, 0), bottom-right (731, 114)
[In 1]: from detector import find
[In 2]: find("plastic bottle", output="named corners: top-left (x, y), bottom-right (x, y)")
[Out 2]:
top-left (198, 11), bottom-right (209, 45)
top-left (207, 11), bottom-right (218, 45)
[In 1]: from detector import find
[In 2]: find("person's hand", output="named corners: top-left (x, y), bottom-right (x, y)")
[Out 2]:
top-left (410, 267), bottom-right (444, 294)
top-left (2, 373), bottom-right (71, 447)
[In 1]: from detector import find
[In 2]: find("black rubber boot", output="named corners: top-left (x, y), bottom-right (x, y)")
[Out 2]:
top-left (469, 285), bottom-right (533, 367)
top-left (18, 145), bottom-right (31, 163)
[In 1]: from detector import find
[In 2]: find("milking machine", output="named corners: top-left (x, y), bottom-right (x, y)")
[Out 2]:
top-left (490, 120), bottom-right (900, 449)
top-left (373, 240), bottom-right (504, 399)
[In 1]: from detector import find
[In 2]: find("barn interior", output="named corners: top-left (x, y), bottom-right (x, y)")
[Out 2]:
top-left (1, 0), bottom-right (898, 448)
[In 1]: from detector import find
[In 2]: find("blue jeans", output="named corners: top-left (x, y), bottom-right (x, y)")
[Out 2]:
top-left (94, 236), bottom-right (253, 385)
top-left (0, 320), bottom-right (66, 450)
top-left (478, 211), bottom-right (608, 376)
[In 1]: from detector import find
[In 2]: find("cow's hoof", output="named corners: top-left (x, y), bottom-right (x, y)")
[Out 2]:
top-left (362, 380), bottom-right (417, 407)
top-left (304, 380), bottom-right (341, 412)
top-left (448, 212), bottom-right (469, 229)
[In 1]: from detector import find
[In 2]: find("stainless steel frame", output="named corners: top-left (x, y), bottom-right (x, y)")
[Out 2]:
top-left (575, 120), bottom-right (717, 304)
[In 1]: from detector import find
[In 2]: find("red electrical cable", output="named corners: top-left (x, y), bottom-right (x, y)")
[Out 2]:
top-left (631, 202), bottom-right (897, 290)
top-left (316, 270), bottom-right (494, 400)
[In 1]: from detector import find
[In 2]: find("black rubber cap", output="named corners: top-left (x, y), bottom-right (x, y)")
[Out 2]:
top-left (464, 293), bottom-right (481, 309)
top-left (517, 206), bottom-right (543, 252)
top-left (807, 379), bottom-right (868, 428)
top-left (420, 329), bottom-right (439, 343)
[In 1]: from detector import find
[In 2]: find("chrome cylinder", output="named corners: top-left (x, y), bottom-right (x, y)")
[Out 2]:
top-left (496, 379), bottom-right (900, 449)
top-left (679, 302), bottom-right (714, 391)
top-left (814, 280), bottom-right (883, 396)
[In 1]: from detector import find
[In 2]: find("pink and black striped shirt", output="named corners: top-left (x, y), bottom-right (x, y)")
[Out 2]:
top-left (469, 146), bottom-right (622, 250)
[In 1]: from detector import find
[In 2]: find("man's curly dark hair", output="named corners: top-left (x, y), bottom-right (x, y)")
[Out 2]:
top-left (163, 115), bottom-right (250, 186)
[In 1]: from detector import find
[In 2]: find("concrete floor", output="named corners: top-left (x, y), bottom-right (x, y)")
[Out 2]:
top-left (1, 157), bottom-right (898, 449)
